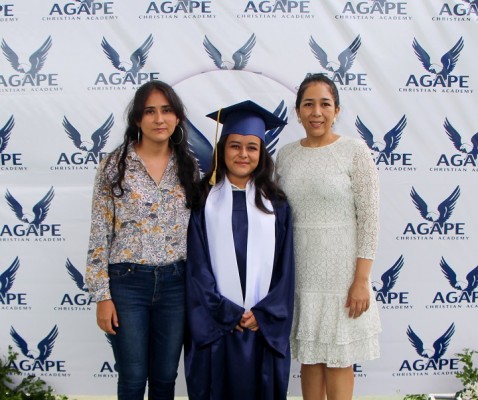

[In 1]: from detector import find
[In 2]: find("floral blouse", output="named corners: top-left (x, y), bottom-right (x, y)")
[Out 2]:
top-left (85, 144), bottom-right (191, 302)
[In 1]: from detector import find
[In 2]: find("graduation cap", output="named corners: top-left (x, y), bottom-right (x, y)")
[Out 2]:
top-left (206, 100), bottom-right (287, 142)
top-left (206, 100), bottom-right (287, 185)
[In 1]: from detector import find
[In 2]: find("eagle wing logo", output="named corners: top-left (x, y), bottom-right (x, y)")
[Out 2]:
top-left (32, 187), bottom-right (55, 228)
top-left (410, 186), bottom-right (460, 226)
top-left (435, 186), bottom-right (461, 226)
top-left (407, 325), bottom-right (425, 359)
top-left (0, 116), bottom-right (15, 153)
top-left (440, 257), bottom-right (461, 291)
top-left (5, 187), bottom-right (55, 228)
top-left (10, 325), bottom-right (59, 363)
top-left (431, 324), bottom-right (455, 362)
top-left (309, 35), bottom-right (361, 77)
top-left (372, 255), bottom-right (404, 295)
top-left (1, 36), bottom-right (52, 77)
top-left (203, 34), bottom-right (256, 70)
top-left (65, 258), bottom-right (88, 292)
top-left (265, 100), bottom-right (288, 156)
top-left (186, 118), bottom-right (213, 175)
top-left (101, 34), bottom-right (154, 77)
top-left (75, 0), bottom-right (94, 6)
top-left (443, 118), bottom-right (478, 159)
top-left (36, 325), bottom-right (59, 363)
top-left (0, 257), bottom-right (20, 297)
top-left (10, 326), bottom-right (32, 359)
top-left (203, 36), bottom-right (226, 69)
top-left (440, 257), bottom-right (478, 294)
top-left (413, 37), bottom-right (464, 78)
top-left (465, 266), bottom-right (478, 294)
top-left (407, 323), bottom-right (455, 362)
top-left (63, 114), bottom-right (114, 156)
top-left (382, 116), bottom-right (407, 156)
top-left (232, 34), bottom-right (256, 70)
top-left (356, 115), bottom-right (406, 156)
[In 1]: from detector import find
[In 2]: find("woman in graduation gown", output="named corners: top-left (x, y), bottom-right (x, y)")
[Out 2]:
top-left (185, 100), bottom-right (295, 400)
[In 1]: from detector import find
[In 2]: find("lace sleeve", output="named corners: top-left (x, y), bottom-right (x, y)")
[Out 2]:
top-left (351, 143), bottom-right (379, 260)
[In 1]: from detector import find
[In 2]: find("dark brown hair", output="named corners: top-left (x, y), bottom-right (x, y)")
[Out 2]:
top-left (106, 80), bottom-right (199, 208)
top-left (295, 73), bottom-right (340, 110)
top-left (199, 135), bottom-right (286, 213)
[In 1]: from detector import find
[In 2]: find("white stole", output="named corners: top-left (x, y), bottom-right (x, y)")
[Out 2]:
top-left (205, 177), bottom-right (276, 310)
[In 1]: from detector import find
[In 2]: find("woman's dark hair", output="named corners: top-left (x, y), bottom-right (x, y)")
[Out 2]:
top-left (107, 80), bottom-right (198, 208)
top-left (295, 73), bottom-right (340, 110)
top-left (199, 135), bottom-right (286, 213)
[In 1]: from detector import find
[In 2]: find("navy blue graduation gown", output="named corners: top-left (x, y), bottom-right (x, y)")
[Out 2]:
top-left (185, 196), bottom-right (295, 400)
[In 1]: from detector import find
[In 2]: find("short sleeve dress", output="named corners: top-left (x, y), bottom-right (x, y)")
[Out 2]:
top-left (275, 136), bottom-right (381, 367)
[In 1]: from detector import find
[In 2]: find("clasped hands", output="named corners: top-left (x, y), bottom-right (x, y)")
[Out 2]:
top-left (235, 310), bottom-right (259, 332)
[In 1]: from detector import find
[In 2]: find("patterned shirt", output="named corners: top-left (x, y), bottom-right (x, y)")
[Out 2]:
top-left (85, 143), bottom-right (191, 302)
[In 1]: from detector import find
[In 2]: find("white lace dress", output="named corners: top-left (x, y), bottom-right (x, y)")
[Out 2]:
top-left (275, 136), bottom-right (381, 367)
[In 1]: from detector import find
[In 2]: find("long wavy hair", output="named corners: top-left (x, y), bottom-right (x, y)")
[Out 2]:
top-left (199, 135), bottom-right (286, 213)
top-left (106, 80), bottom-right (198, 208)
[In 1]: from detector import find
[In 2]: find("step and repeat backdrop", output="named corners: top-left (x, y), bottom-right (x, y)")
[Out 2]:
top-left (1, 1), bottom-right (477, 397)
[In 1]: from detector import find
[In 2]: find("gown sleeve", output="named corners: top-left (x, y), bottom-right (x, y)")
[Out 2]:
top-left (186, 209), bottom-right (246, 348)
top-left (251, 201), bottom-right (295, 358)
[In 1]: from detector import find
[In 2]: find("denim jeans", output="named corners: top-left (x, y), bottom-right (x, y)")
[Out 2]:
top-left (107, 261), bottom-right (185, 400)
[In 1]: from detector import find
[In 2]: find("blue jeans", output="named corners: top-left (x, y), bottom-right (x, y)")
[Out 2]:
top-left (108, 261), bottom-right (185, 400)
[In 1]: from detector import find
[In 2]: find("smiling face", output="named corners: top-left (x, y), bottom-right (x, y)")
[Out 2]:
top-left (296, 82), bottom-right (340, 145)
top-left (224, 133), bottom-right (261, 189)
top-left (137, 89), bottom-right (179, 148)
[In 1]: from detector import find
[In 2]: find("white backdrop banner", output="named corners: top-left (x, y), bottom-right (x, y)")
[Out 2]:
top-left (1, 0), bottom-right (477, 397)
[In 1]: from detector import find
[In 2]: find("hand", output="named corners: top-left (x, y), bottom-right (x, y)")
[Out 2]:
top-left (240, 311), bottom-right (259, 332)
top-left (345, 279), bottom-right (370, 319)
top-left (96, 299), bottom-right (119, 334)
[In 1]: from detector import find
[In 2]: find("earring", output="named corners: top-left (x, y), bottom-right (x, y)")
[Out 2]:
top-left (170, 126), bottom-right (184, 145)
top-left (137, 128), bottom-right (141, 142)
top-left (332, 117), bottom-right (337, 126)
top-left (297, 118), bottom-right (302, 124)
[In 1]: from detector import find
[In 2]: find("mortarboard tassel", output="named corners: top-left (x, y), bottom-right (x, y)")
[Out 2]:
top-left (208, 108), bottom-right (222, 186)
